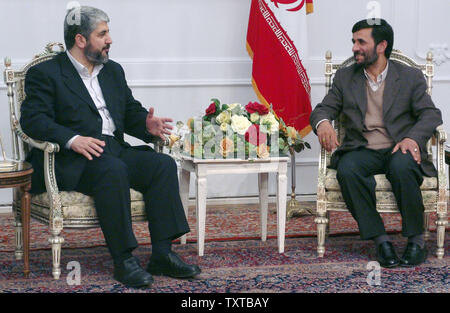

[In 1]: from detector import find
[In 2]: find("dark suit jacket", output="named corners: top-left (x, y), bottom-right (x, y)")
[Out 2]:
top-left (20, 52), bottom-right (158, 193)
top-left (310, 60), bottom-right (443, 177)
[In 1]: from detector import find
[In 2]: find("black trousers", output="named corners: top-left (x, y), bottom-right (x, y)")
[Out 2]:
top-left (336, 147), bottom-right (425, 240)
top-left (75, 136), bottom-right (190, 260)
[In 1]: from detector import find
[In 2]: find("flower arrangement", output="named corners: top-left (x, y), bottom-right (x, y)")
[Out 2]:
top-left (169, 99), bottom-right (310, 160)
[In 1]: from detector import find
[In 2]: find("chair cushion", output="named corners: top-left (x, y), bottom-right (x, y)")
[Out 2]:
top-left (30, 188), bottom-right (146, 220)
top-left (325, 169), bottom-right (437, 191)
top-left (326, 190), bottom-right (438, 205)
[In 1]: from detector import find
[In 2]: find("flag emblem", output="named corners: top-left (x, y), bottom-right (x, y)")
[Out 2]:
top-left (270, 0), bottom-right (305, 12)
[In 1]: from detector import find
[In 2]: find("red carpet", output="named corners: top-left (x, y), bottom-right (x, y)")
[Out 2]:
top-left (0, 234), bottom-right (448, 293)
top-left (0, 203), bottom-right (448, 293)
top-left (0, 202), bottom-right (445, 251)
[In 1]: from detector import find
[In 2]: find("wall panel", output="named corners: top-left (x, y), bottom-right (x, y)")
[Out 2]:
top-left (0, 0), bottom-right (448, 211)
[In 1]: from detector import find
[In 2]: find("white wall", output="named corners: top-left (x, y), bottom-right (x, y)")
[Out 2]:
top-left (0, 0), bottom-right (449, 210)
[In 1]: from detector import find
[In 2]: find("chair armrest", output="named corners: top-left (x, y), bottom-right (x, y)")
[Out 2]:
top-left (434, 125), bottom-right (447, 145)
top-left (434, 125), bottom-right (448, 211)
top-left (13, 121), bottom-right (64, 232)
top-left (317, 147), bottom-right (329, 196)
top-left (12, 119), bottom-right (60, 153)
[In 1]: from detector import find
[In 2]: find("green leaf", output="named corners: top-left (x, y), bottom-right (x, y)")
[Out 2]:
top-left (293, 143), bottom-right (305, 153)
top-left (210, 98), bottom-right (221, 106)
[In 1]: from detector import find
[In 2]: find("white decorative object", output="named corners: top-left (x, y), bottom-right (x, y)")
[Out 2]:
top-left (178, 156), bottom-right (289, 256)
top-left (429, 43), bottom-right (450, 66)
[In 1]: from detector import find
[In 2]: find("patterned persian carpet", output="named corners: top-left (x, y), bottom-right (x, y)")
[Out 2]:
top-left (0, 203), bottom-right (444, 250)
top-left (0, 203), bottom-right (448, 293)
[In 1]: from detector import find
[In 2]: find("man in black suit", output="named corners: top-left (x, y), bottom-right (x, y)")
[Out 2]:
top-left (310, 19), bottom-right (442, 268)
top-left (20, 6), bottom-right (201, 288)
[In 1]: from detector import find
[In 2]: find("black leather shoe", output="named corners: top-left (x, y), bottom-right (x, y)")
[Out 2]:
top-left (113, 256), bottom-right (154, 288)
top-left (376, 241), bottom-right (400, 268)
top-left (147, 251), bottom-right (201, 278)
top-left (400, 243), bottom-right (427, 267)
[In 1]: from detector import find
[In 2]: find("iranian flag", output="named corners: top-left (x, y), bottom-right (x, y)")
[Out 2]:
top-left (247, 0), bottom-right (313, 137)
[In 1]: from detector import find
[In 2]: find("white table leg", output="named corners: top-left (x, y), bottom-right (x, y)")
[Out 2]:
top-left (179, 167), bottom-right (190, 245)
top-left (276, 163), bottom-right (287, 253)
top-left (196, 166), bottom-right (207, 256)
top-left (258, 172), bottom-right (269, 242)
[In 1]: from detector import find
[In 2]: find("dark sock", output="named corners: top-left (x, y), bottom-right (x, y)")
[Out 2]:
top-left (408, 234), bottom-right (425, 248)
top-left (152, 239), bottom-right (172, 257)
top-left (113, 248), bottom-right (134, 266)
top-left (373, 234), bottom-right (391, 247)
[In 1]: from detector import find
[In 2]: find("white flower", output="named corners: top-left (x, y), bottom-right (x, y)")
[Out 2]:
top-left (227, 103), bottom-right (245, 116)
top-left (231, 115), bottom-right (252, 135)
top-left (227, 103), bottom-right (242, 110)
top-left (259, 112), bottom-right (279, 134)
top-left (216, 110), bottom-right (231, 125)
top-left (220, 122), bottom-right (229, 132)
top-left (250, 112), bottom-right (260, 123)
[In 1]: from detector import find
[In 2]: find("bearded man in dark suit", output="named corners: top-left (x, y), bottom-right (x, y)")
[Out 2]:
top-left (310, 19), bottom-right (442, 268)
top-left (20, 6), bottom-right (201, 288)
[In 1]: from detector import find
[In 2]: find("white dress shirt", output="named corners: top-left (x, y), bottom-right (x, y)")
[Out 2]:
top-left (364, 62), bottom-right (389, 92)
top-left (315, 62), bottom-right (389, 130)
top-left (65, 50), bottom-right (116, 149)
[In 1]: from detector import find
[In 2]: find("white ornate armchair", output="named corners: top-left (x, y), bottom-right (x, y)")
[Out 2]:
top-left (3, 43), bottom-right (167, 279)
top-left (315, 49), bottom-right (448, 259)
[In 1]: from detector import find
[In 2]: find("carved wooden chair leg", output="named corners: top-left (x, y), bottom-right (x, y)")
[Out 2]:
top-left (13, 190), bottom-right (24, 260)
top-left (49, 231), bottom-right (64, 279)
top-left (436, 213), bottom-right (447, 259)
top-left (13, 218), bottom-right (23, 260)
top-left (315, 212), bottom-right (328, 258)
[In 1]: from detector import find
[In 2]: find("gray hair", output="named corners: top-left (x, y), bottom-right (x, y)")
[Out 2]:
top-left (64, 6), bottom-right (110, 50)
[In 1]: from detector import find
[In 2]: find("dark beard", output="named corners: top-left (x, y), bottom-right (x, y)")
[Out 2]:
top-left (354, 46), bottom-right (378, 69)
top-left (84, 43), bottom-right (110, 65)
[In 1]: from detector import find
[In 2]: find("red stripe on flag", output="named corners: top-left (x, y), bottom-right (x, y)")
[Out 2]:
top-left (247, 0), bottom-right (312, 137)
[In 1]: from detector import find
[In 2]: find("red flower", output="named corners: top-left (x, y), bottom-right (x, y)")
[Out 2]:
top-left (205, 102), bottom-right (216, 116)
top-left (244, 124), bottom-right (267, 146)
top-left (245, 102), bottom-right (269, 115)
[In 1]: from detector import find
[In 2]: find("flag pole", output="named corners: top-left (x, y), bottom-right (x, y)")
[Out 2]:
top-left (287, 146), bottom-right (313, 218)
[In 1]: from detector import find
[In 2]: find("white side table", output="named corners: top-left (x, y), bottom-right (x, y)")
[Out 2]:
top-left (178, 156), bottom-right (289, 256)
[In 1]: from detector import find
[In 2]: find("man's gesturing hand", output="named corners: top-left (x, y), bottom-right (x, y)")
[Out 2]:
top-left (317, 120), bottom-right (340, 152)
top-left (71, 136), bottom-right (105, 160)
top-left (146, 107), bottom-right (174, 141)
top-left (392, 138), bottom-right (421, 164)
